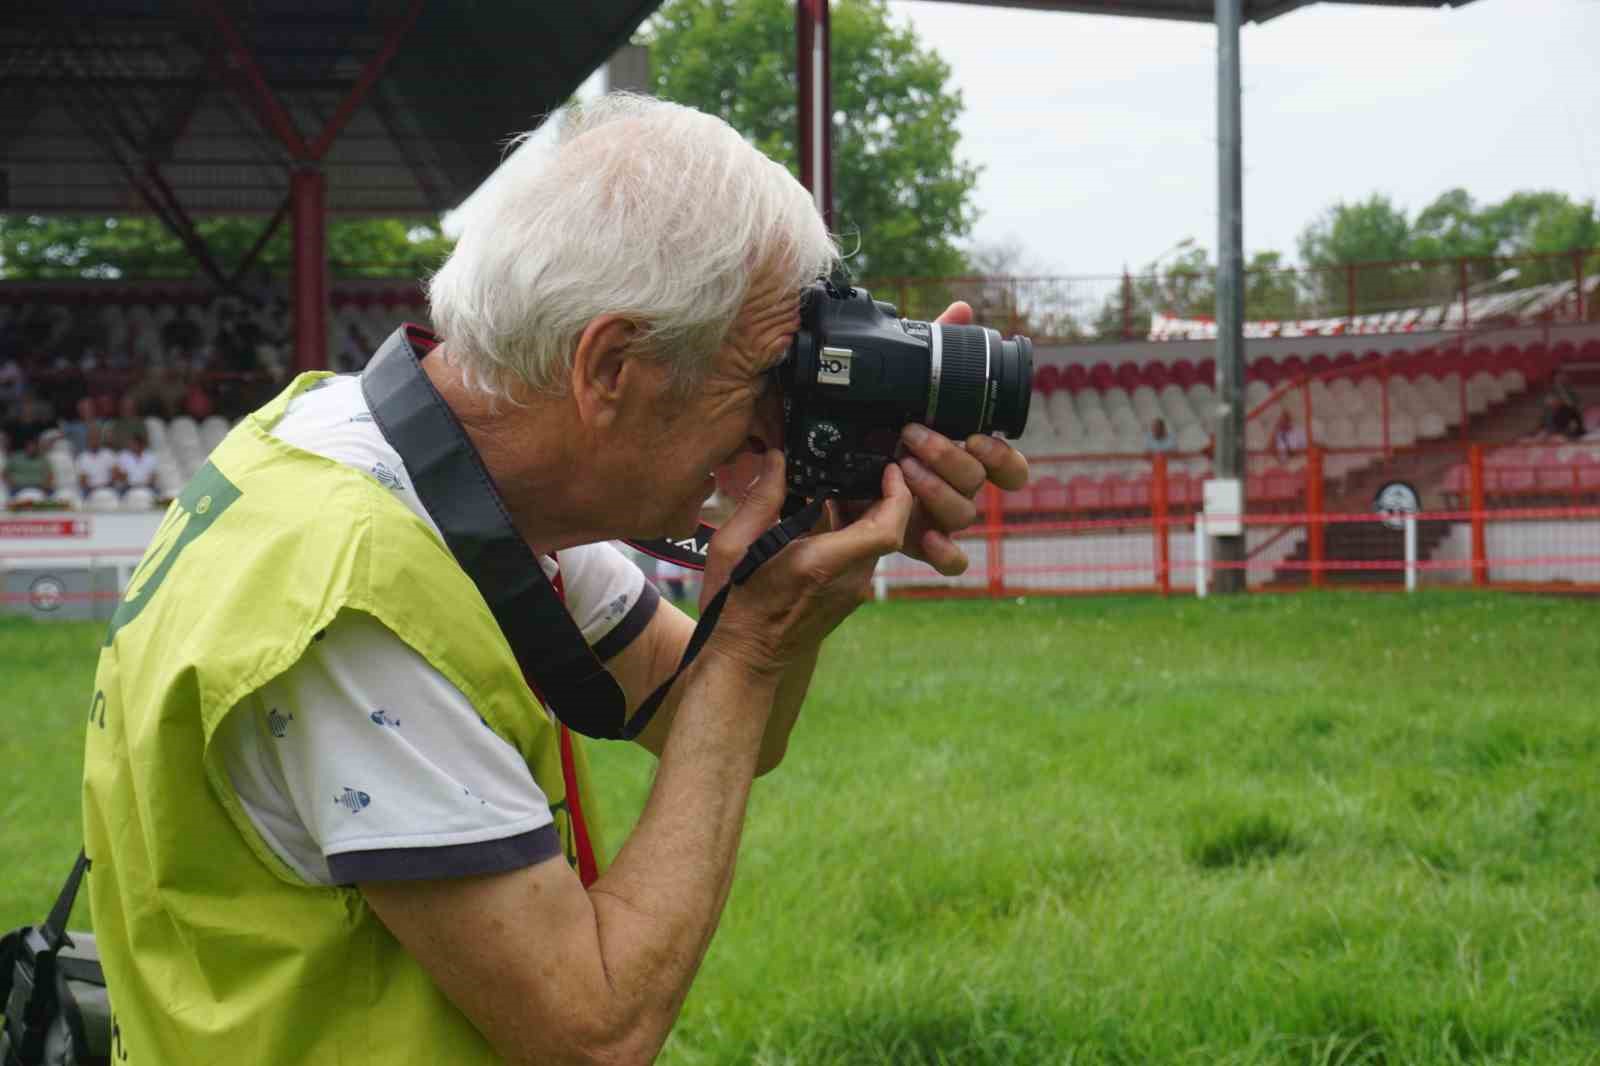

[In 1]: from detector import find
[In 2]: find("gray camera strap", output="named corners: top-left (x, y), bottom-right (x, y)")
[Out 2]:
top-left (361, 326), bottom-right (826, 741)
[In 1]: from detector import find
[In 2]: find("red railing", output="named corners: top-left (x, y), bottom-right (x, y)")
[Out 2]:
top-left (869, 442), bottom-right (1600, 597)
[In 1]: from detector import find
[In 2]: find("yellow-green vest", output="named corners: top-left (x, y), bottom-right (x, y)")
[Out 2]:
top-left (82, 373), bottom-right (604, 1065)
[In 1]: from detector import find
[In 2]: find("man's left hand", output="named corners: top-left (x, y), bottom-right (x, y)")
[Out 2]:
top-left (845, 301), bottom-right (1030, 577)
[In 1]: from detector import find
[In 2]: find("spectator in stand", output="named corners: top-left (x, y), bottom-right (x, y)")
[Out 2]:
top-left (1144, 418), bottom-right (1176, 454)
top-left (1272, 410), bottom-right (1306, 462)
top-left (337, 322), bottom-right (372, 373)
top-left (0, 353), bottom-right (25, 411)
top-left (184, 377), bottom-right (216, 420)
top-left (162, 308), bottom-right (204, 364)
top-left (1551, 370), bottom-right (1581, 411)
top-left (77, 422), bottom-right (119, 495)
top-left (5, 392), bottom-right (58, 452)
top-left (114, 430), bottom-right (158, 493)
top-left (1536, 390), bottom-right (1585, 441)
top-left (3, 433), bottom-right (55, 505)
top-left (112, 394), bottom-right (145, 453)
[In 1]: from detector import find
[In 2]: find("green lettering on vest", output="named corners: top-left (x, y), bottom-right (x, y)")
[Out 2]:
top-left (105, 463), bottom-right (242, 646)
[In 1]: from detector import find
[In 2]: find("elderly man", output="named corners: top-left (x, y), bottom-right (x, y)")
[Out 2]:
top-left (82, 95), bottom-right (1025, 1065)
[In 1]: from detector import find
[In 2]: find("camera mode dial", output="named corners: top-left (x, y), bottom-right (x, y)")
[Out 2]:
top-left (806, 420), bottom-right (843, 459)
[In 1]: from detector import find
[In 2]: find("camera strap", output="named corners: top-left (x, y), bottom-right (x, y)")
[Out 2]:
top-left (362, 326), bottom-right (824, 742)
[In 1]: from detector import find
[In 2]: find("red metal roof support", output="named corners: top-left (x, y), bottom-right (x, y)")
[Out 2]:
top-left (291, 168), bottom-right (328, 375)
top-left (194, 0), bottom-right (423, 369)
top-left (309, 0), bottom-right (427, 160)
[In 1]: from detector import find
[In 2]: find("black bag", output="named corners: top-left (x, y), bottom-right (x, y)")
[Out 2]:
top-left (1, 852), bottom-right (112, 1066)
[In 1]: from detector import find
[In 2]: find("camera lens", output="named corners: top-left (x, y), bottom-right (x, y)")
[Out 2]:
top-left (928, 324), bottom-right (1033, 440)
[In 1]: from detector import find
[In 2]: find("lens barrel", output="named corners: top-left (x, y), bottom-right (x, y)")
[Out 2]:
top-left (929, 324), bottom-right (1033, 440)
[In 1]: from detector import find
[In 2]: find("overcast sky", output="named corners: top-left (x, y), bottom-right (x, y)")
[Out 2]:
top-left (883, 0), bottom-right (1600, 275)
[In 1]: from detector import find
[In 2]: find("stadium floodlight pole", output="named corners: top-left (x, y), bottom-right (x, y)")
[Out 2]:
top-left (796, 0), bottom-right (834, 230)
top-left (1211, 0), bottom-right (1247, 594)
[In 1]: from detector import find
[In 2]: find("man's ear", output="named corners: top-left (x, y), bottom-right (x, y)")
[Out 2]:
top-left (570, 315), bottom-right (641, 428)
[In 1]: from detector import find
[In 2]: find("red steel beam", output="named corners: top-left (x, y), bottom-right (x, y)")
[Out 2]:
top-left (292, 169), bottom-right (328, 371)
top-left (308, 0), bottom-right (424, 160)
top-left (195, 0), bottom-right (312, 159)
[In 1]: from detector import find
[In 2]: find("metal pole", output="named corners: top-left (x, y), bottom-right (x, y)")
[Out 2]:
top-left (1212, 0), bottom-right (1246, 593)
top-left (1195, 514), bottom-right (1208, 599)
top-left (795, 0), bottom-right (833, 229)
top-left (1404, 514), bottom-right (1417, 593)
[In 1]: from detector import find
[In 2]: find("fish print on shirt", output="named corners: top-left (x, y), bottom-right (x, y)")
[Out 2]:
top-left (334, 787), bottom-right (371, 813)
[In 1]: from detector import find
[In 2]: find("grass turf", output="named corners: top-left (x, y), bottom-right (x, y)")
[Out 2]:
top-left (4, 592), bottom-right (1598, 1064)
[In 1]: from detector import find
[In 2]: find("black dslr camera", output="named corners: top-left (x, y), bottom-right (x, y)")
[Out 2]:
top-left (774, 279), bottom-right (1034, 501)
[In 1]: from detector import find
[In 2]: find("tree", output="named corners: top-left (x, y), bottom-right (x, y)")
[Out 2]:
top-left (1243, 250), bottom-right (1303, 321)
top-left (0, 214), bottom-right (453, 285)
top-left (643, 0), bottom-right (981, 281)
top-left (1296, 194), bottom-right (1417, 313)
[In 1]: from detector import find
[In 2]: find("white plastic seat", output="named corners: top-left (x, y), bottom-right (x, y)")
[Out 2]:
top-left (1246, 380), bottom-right (1271, 408)
top-left (143, 417), bottom-right (167, 449)
top-left (1498, 369), bottom-right (1526, 394)
top-left (122, 487), bottom-right (158, 511)
top-left (1046, 391), bottom-right (1076, 433)
top-left (1469, 371), bottom-right (1504, 405)
top-left (1389, 413), bottom-right (1417, 448)
top-left (1073, 391), bottom-right (1105, 421)
top-left (1323, 417), bottom-right (1356, 449)
top-left (1329, 379), bottom-right (1363, 417)
top-left (1187, 383), bottom-right (1215, 411)
top-left (1354, 416), bottom-right (1384, 449)
top-left (1416, 411), bottom-right (1447, 440)
top-left (1101, 387), bottom-right (1133, 414)
top-left (200, 416), bottom-right (230, 452)
top-left (168, 416), bottom-right (202, 453)
top-left (86, 487), bottom-right (122, 512)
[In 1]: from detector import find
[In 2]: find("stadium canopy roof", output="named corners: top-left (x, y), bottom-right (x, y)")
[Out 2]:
top-left (0, 0), bottom-right (658, 217)
top-left (911, 0), bottom-right (1480, 22)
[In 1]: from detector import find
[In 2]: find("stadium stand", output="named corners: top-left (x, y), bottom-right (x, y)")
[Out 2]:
top-left (1010, 334), bottom-right (1598, 523)
top-left (0, 284), bottom-right (429, 512)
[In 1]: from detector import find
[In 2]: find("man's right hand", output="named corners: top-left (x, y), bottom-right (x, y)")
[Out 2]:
top-left (699, 449), bottom-right (912, 679)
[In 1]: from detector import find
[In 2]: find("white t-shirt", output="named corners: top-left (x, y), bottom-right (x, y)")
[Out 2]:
top-left (76, 447), bottom-right (118, 490)
top-left (215, 374), bottom-right (659, 886)
top-left (115, 448), bottom-right (158, 488)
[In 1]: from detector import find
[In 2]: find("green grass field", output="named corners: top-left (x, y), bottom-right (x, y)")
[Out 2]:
top-left (4, 593), bottom-right (1599, 1064)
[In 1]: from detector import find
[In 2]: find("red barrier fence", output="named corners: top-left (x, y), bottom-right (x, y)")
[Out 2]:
top-left (877, 444), bottom-right (1600, 597)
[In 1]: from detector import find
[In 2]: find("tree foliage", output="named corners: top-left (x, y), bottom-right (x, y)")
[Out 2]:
top-left (0, 214), bottom-right (452, 283)
top-left (643, 0), bottom-right (980, 280)
top-left (1296, 189), bottom-right (1599, 310)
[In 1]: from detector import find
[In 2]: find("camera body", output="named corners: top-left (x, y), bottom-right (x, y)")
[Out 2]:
top-left (775, 280), bottom-right (1033, 500)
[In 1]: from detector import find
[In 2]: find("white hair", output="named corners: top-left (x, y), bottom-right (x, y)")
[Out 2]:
top-left (428, 93), bottom-right (839, 400)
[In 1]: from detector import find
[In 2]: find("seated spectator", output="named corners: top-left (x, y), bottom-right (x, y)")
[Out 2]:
top-left (0, 354), bottom-right (25, 408)
top-left (77, 423), bottom-right (119, 494)
top-left (4, 392), bottom-right (58, 452)
top-left (114, 430), bottom-right (159, 492)
top-left (1551, 371), bottom-right (1581, 411)
top-left (1537, 392), bottom-right (1585, 441)
top-left (112, 393), bottom-right (145, 450)
top-left (1272, 410), bottom-right (1306, 462)
top-left (162, 308), bottom-right (204, 364)
top-left (1144, 418), bottom-right (1176, 454)
top-left (3, 433), bottom-right (55, 505)
top-left (184, 379), bottom-right (215, 420)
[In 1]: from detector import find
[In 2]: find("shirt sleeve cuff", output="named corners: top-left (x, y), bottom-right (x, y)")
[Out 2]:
top-left (591, 580), bottom-right (660, 662)
top-left (327, 823), bottom-right (562, 884)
